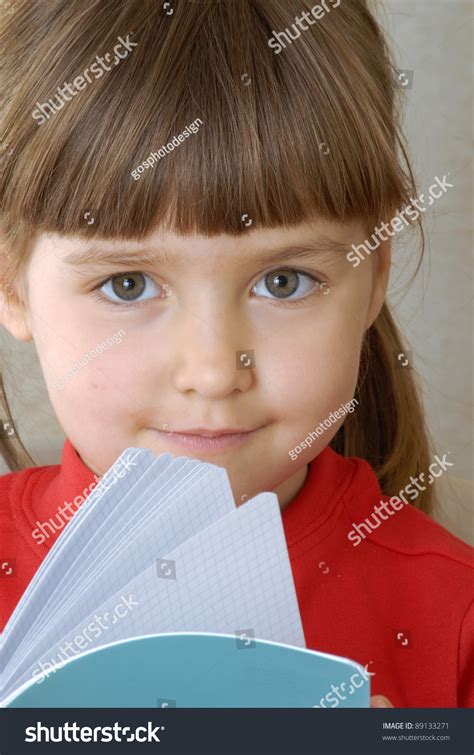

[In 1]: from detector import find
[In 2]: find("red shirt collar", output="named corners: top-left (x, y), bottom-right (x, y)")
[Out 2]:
top-left (32, 439), bottom-right (99, 532)
top-left (282, 445), bottom-right (357, 547)
top-left (31, 440), bottom-right (356, 550)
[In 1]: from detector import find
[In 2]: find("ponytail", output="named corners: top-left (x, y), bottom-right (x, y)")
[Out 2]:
top-left (0, 370), bottom-right (35, 471)
top-left (331, 303), bottom-right (434, 514)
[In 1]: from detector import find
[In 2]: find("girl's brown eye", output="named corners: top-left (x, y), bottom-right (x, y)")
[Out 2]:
top-left (264, 270), bottom-right (299, 298)
top-left (111, 273), bottom-right (146, 301)
top-left (252, 269), bottom-right (319, 300)
top-left (98, 272), bottom-right (160, 304)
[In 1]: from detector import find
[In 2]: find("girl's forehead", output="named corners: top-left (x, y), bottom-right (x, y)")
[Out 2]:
top-left (37, 220), bottom-right (362, 268)
top-left (43, 218), bottom-right (362, 249)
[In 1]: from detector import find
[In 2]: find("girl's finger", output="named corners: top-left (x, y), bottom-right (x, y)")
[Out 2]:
top-left (370, 695), bottom-right (394, 708)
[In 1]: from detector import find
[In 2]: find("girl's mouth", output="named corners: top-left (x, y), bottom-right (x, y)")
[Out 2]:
top-left (148, 426), bottom-right (262, 453)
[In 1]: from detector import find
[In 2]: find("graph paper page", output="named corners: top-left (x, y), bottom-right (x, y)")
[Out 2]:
top-left (12, 462), bottom-right (236, 685)
top-left (12, 492), bottom-right (305, 696)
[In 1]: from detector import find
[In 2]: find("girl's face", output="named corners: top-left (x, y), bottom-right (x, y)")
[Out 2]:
top-left (2, 219), bottom-right (389, 507)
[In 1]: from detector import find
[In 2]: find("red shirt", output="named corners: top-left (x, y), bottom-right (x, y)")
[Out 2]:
top-left (1, 441), bottom-right (473, 707)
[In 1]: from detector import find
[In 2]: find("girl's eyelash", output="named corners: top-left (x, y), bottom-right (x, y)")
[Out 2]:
top-left (92, 272), bottom-right (146, 291)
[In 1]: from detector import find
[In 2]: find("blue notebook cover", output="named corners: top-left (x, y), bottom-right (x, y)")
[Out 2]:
top-left (8, 633), bottom-right (370, 708)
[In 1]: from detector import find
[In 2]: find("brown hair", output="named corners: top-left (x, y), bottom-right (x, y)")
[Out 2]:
top-left (0, 0), bottom-right (434, 511)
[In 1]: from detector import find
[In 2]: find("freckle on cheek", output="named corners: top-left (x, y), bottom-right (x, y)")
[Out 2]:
top-left (89, 381), bottom-right (107, 391)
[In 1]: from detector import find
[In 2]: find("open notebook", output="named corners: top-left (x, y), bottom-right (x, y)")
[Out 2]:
top-left (1, 449), bottom-right (370, 707)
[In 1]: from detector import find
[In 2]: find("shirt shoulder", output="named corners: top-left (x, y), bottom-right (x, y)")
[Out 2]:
top-left (0, 462), bottom-right (63, 560)
top-left (0, 463), bottom-right (60, 522)
top-left (0, 464), bottom-right (60, 630)
top-left (342, 456), bottom-right (473, 706)
top-left (342, 456), bottom-right (473, 579)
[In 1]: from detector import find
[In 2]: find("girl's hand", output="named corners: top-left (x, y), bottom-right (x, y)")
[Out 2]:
top-left (370, 695), bottom-right (394, 708)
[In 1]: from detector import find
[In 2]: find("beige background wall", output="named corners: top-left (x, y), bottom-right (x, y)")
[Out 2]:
top-left (382, 0), bottom-right (472, 482)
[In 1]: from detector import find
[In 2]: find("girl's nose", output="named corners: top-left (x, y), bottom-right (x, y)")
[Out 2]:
top-left (170, 309), bottom-right (254, 399)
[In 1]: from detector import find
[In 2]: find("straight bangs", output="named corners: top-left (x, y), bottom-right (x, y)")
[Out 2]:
top-left (1, 0), bottom-right (414, 241)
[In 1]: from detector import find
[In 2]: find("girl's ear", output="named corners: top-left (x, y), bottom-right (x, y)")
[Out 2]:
top-left (0, 240), bottom-right (33, 340)
top-left (0, 285), bottom-right (33, 342)
top-left (364, 237), bottom-right (391, 330)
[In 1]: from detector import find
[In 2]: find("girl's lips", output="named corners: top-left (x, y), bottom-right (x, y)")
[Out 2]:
top-left (149, 427), bottom-right (261, 453)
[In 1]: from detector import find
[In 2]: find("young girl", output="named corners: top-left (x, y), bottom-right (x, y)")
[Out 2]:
top-left (0, 0), bottom-right (472, 709)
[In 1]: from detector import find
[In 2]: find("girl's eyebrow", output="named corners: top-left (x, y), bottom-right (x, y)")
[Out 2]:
top-left (62, 236), bottom-right (349, 270)
top-left (242, 238), bottom-right (349, 266)
top-left (63, 247), bottom-right (172, 270)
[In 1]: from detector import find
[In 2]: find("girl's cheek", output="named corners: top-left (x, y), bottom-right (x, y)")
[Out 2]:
top-left (287, 330), bottom-right (361, 416)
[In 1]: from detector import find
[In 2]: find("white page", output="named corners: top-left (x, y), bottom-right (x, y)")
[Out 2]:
top-left (9, 461), bottom-right (236, 688)
top-left (52, 463), bottom-right (234, 624)
top-left (10, 493), bottom-right (305, 698)
top-left (4, 451), bottom-right (209, 678)
top-left (34, 457), bottom-right (205, 633)
top-left (2, 447), bottom-right (153, 652)
top-left (2, 448), bottom-right (173, 681)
